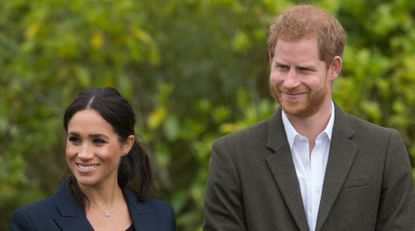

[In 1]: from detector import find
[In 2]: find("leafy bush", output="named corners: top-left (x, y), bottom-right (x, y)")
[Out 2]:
top-left (1, 0), bottom-right (414, 230)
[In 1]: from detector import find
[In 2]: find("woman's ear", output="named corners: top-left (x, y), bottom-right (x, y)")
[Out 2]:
top-left (123, 135), bottom-right (135, 155)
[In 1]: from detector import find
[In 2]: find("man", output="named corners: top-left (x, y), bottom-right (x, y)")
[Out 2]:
top-left (203, 5), bottom-right (415, 231)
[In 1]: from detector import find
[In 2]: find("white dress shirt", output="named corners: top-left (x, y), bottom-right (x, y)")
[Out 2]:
top-left (281, 102), bottom-right (335, 231)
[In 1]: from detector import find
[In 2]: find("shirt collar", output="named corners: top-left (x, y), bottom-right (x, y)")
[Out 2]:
top-left (282, 101), bottom-right (335, 148)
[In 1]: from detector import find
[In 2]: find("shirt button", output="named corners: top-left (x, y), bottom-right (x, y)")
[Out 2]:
top-left (315, 189), bottom-right (320, 194)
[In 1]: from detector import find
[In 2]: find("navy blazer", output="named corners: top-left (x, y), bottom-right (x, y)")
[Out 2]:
top-left (11, 184), bottom-right (176, 231)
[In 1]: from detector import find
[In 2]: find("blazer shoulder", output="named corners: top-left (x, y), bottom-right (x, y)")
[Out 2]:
top-left (125, 188), bottom-right (174, 216)
top-left (214, 116), bottom-right (272, 147)
top-left (13, 197), bottom-right (56, 216)
top-left (344, 112), bottom-right (396, 135)
top-left (139, 198), bottom-right (176, 230)
top-left (12, 197), bottom-right (56, 230)
top-left (142, 198), bottom-right (175, 213)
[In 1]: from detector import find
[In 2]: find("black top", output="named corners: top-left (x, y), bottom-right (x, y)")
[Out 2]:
top-left (125, 224), bottom-right (134, 231)
top-left (88, 221), bottom-right (133, 231)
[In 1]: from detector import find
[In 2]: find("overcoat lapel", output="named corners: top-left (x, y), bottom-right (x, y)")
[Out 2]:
top-left (265, 111), bottom-right (309, 231)
top-left (315, 105), bottom-right (357, 230)
top-left (52, 184), bottom-right (93, 231)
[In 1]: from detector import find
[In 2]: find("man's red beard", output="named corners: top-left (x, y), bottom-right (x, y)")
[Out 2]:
top-left (269, 81), bottom-right (327, 118)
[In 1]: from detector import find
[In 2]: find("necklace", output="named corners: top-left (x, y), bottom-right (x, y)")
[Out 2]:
top-left (103, 210), bottom-right (112, 218)
top-left (90, 205), bottom-right (114, 218)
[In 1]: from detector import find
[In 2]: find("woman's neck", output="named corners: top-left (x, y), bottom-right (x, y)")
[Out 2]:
top-left (82, 181), bottom-right (132, 230)
top-left (80, 181), bottom-right (124, 210)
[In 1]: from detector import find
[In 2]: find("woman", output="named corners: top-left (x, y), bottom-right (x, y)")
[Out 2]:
top-left (12, 87), bottom-right (176, 231)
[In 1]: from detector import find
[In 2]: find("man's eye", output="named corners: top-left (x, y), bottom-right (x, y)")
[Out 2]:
top-left (297, 67), bottom-right (313, 73)
top-left (276, 65), bottom-right (289, 71)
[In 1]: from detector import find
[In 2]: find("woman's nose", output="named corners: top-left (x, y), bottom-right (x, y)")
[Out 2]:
top-left (77, 145), bottom-right (93, 160)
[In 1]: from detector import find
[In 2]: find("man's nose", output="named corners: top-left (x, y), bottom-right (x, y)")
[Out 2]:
top-left (283, 68), bottom-right (300, 88)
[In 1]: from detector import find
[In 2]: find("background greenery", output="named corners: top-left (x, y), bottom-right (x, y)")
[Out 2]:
top-left (1, 0), bottom-right (415, 230)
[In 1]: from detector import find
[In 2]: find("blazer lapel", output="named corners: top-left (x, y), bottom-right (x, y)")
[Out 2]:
top-left (52, 183), bottom-right (93, 231)
top-left (315, 105), bottom-right (357, 230)
top-left (265, 111), bottom-right (309, 231)
top-left (54, 217), bottom-right (91, 231)
top-left (53, 184), bottom-right (151, 231)
top-left (124, 189), bottom-right (150, 231)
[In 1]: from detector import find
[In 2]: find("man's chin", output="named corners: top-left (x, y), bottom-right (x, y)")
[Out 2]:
top-left (283, 108), bottom-right (305, 117)
top-left (280, 103), bottom-right (311, 118)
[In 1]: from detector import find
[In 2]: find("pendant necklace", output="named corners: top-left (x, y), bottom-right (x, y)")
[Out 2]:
top-left (103, 210), bottom-right (112, 218)
top-left (91, 205), bottom-right (113, 218)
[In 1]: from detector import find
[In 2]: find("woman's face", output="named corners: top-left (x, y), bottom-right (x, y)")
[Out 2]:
top-left (65, 109), bottom-right (132, 189)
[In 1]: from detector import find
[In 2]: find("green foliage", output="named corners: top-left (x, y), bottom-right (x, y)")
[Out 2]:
top-left (1, 0), bottom-right (415, 230)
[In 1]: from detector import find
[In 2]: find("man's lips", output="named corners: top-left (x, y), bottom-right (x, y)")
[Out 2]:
top-left (281, 91), bottom-right (307, 98)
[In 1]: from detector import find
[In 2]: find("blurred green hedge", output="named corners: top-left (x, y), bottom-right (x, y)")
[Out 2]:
top-left (1, 0), bottom-right (414, 230)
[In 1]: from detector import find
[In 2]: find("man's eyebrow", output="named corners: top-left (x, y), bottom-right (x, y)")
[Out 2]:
top-left (296, 65), bottom-right (317, 70)
top-left (274, 61), bottom-right (288, 66)
top-left (298, 65), bottom-right (315, 69)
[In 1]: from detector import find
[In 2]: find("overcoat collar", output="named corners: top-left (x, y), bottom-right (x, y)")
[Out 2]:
top-left (52, 183), bottom-right (150, 231)
top-left (265, 104), bottom-right (357, 231)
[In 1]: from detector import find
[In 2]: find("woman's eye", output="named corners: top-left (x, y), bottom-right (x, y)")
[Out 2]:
top-left (93, 138), bottom-right (106, 145)
top-left (68, 136), bottom-right (81, 144)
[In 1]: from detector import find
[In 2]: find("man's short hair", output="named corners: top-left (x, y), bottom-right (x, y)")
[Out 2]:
top-left (268, 5), bottom-right (346, 66)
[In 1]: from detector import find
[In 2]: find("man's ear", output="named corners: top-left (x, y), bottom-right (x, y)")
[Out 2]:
top-left (269, 52), bottom-right (273, 67)
top-left (329, 56), bottom-right (342, 80)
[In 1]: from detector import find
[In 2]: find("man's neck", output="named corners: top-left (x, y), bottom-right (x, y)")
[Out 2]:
top-left (286, 101), bottom-right (333, 145)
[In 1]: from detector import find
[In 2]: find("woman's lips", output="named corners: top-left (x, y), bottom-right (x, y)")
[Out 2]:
top-left (76, 163), bottom-right (99, 173)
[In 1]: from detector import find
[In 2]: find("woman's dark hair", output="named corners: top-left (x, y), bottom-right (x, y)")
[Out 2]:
top-left (63, 87), bottom-right (152, 210)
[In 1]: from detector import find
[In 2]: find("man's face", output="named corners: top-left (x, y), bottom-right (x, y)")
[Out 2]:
top-left (269, 37), bottom-right (337, 118)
